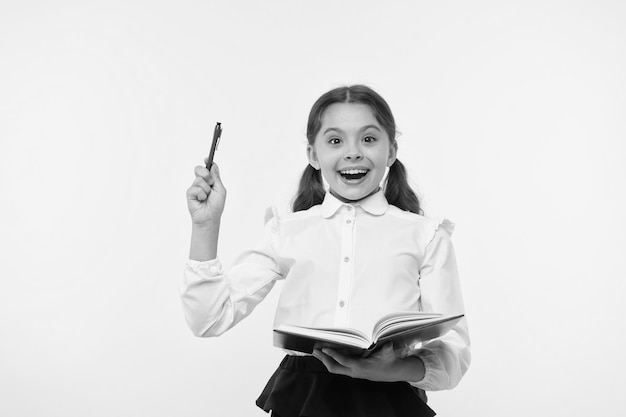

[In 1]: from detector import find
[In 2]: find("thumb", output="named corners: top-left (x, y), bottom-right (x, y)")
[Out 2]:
top-left (381, 343), bottom-right (395, 355)
top-left (210, 163), bottom-right (226, 193)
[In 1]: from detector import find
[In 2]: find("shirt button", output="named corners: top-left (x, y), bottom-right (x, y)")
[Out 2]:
top-left (339, 300), bottom-right (345, 307)
top-left (346, 206), bottom-right (352, 211)
top-left (343, 257), bottom-right (350, 262)
top-left (346, 219), bottom-right (352, 224)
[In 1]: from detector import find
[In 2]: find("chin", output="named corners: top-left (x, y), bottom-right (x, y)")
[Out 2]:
top-left (334, 187), bottom-right (375, 202)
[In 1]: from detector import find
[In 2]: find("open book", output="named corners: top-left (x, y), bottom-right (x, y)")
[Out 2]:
top-left (273, 311), bottom-right (464, 357)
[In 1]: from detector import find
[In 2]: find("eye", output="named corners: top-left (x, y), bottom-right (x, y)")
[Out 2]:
top-left (362, 135), bottom-right (377, 143)
top-left (328, 137), bottom-right (342, 145)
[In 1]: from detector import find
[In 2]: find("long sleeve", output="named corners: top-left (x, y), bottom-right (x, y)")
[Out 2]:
top-left (180, 214), bottom-right (284, 337)
top-left (411, 222), bottom-right (471, 391)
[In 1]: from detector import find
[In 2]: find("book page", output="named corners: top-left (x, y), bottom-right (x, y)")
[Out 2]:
top-left (372, 311), bottom-right (443, 339)
top-left (276, 324), bottom-right (371, 349)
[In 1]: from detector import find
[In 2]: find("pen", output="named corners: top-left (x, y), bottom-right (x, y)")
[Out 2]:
top-left (206, 122), bottom-right (222, 170)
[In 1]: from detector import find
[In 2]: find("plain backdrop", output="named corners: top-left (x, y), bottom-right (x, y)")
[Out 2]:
top-left (1, 1), bottom-right (625, 416)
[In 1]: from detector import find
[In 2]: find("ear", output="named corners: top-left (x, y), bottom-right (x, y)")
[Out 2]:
top-left (387, 141), bottom-right (398, 167)
top-left (307, 144), bottom-right (321, 170)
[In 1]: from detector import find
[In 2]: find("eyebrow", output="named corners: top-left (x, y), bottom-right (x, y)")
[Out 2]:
top-left (322, 125), bottom-right (382, 135)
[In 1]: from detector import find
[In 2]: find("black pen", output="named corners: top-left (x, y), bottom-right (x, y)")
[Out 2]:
top-left (206, 122), bottom-right (222, 170)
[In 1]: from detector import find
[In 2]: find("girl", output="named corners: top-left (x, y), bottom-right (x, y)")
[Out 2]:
top-left (182, 85), bottom-right (470, 417)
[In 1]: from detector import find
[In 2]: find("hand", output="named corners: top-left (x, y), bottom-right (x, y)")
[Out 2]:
top-left (186, 161), bottom-right (227, 227)
top-left (312, 343), bottom-right (425, 383)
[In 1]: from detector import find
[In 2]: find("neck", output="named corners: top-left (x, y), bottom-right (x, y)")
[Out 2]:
top-left (330, 187), bottom-right (381, 204)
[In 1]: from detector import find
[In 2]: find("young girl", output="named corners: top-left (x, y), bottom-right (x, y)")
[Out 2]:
top-left (182, 85), bottom-right (470, 417)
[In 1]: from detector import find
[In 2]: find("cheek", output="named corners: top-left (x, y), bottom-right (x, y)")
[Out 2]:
top-left (317, 151), bottom-right (338, 170)
top-left (314, 158), bottom-right (334, 178)
top-left (369, 149), bottom-right (391, 166)
top-left (321, 164), bottom-right (338, 179)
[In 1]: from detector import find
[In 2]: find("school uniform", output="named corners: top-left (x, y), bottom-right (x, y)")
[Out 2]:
top-left (181, 189), bottom-right (470, 416)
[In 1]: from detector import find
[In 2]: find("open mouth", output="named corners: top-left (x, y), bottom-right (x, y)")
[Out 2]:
top-left (339, 168), bottom-right (369, 181)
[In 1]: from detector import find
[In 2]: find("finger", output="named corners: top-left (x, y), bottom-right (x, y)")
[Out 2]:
top-left (196, 190), bottom-right (208, 201)
top-left (322, 348), bottom-right (354, 368)
top-left (194, 165), bottom-right (211, 181)
top-left (194, 165), bottom-right (219, 189)
top-left (314, 350), bottom-right (338, 372)
top-left (186, 186), bottom-right (208, 202)
top-left (209, 163), bottom-right (226, 194)
top-left (192, 176), bottom-right (211, 195)
top-left (210, 162), bottom-right (221, 180)
top-left (187, 187), bottom-right (209, 201)
top-left (373, 343), bottom-right (393, 356)
top-left (314, 349), bottom-right (351, 377)
top-left (381, 343), bottom-right (395, 355)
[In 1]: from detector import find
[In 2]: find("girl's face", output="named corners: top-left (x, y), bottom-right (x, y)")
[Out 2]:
top-left (307, 103), bottom-right (397, 203)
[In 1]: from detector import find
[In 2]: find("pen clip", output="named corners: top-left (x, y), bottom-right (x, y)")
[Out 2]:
top-left (215, 124), bottom-right (222, 150)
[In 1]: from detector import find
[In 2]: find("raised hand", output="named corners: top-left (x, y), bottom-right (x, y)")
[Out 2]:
top-left (186, 160), bottom-right (226, 261)
top-left (186, 160), bottom-right (227, 228)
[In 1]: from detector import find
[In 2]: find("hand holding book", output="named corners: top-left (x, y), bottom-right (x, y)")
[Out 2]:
top-left (312, 342), bottom-right (427, 383)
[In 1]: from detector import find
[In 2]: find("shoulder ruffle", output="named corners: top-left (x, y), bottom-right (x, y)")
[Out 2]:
top-left (424, 217), bottom-right (455, 248)
top-left (263, 206), bottom-right (281, 250)
top-left (264, 206), bottom-right (279, 226)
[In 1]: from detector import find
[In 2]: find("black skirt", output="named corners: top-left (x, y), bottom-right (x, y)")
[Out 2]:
top-left (256, 355), bottom-right (436, 417)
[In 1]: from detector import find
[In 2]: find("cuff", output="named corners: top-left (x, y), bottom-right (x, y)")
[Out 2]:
top-left (408, 349), bottom-right (438, 390)
top-left (186, 257), bottom-right (224, 277)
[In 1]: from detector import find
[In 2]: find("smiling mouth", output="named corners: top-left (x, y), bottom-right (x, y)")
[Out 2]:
top-left (339, 168), bottom-right (369, 181)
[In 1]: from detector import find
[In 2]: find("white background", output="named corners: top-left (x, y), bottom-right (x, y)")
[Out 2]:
top-left (1, 1), bottom-right (625, 415)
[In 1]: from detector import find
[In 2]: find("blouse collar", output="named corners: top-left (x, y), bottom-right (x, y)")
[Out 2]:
top-left (320, 188), bottom-right (389, 218)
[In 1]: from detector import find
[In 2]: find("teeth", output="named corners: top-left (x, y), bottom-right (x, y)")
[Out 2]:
top-left (340, 169), bottom-right (368, 174)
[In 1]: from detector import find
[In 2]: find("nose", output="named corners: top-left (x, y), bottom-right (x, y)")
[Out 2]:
top-left (344, 142), bottom-right (363, 161)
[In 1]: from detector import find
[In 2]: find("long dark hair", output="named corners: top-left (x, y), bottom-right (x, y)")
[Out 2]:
top-left (292, 85), bottom-right (422, 215)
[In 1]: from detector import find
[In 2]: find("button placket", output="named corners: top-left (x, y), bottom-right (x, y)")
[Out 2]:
top-left (335, 205), bottom-right (356, 327)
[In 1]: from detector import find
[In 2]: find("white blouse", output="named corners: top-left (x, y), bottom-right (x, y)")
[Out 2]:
top-left (180, 189), bottom-right (471, 391)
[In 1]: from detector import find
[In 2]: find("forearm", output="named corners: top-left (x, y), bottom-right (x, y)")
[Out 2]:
top-left (181, 247), bottom-right (280, 338)
top-left (189, 222), bottom-right (220, 261)
top-left (373, 355), bottom-right (425, 383)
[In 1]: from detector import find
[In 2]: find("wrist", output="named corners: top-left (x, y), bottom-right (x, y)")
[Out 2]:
top-left (400, 356), bottom-right (425, 383)
top-left (189, 222), bottom-right (220, 262)
top-left (191, 220), bottom-right (221, 234)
